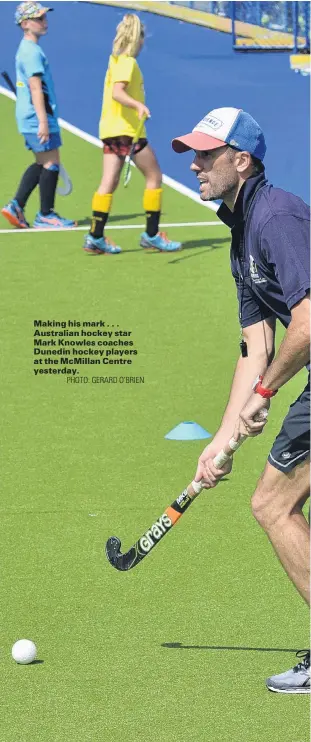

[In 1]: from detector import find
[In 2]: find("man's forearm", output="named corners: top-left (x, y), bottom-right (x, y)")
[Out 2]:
top-left (262, 320), bottom-right (310, 391)
top-left (219, 353), bottom-right (270, 436)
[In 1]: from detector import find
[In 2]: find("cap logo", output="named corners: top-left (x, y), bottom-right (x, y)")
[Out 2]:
top-left (203, 115), bottom-right (223, 130)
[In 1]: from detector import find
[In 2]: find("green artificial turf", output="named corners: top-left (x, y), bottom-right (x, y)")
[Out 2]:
top-left (0, 94), bottom-right (309, 742)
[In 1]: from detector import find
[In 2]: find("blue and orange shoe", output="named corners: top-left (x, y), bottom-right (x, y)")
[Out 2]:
top-left (1, 199), bottom-right (29, 229)
top-left (140, 231), bottom-right (182, 252)
top-left (33, 212), bottom-right (77, 229)
top-left (83, 234), bottom-right (122, 255)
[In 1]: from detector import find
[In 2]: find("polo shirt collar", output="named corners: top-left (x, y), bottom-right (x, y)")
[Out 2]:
top-left (217, 173), bottom-right (268, 229)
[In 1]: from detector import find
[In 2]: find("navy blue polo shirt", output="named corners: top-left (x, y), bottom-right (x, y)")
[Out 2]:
top-left (217, 174), bottom-right (310, 329)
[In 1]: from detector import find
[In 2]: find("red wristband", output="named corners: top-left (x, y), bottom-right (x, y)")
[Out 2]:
top-left (253, 375), bottom-right (278, 399)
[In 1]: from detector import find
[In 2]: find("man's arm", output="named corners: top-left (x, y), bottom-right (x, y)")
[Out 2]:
top-left (262, 295), bottom-right (310, 390)
top-left (28, 76), bottom-right (49, 143)
top-left (195, 317), bottom-right (275, 486)
top-left (218, 317), bottom-right (275, 437)
top-left (237, 294), bottom-right (310, 436)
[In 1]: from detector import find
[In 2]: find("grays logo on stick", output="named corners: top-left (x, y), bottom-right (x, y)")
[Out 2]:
top-left (139, 513), bottom-right (172, 553)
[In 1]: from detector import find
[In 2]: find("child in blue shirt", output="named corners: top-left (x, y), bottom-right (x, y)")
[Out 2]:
top-left (1, 2), bottom-right (76, 229)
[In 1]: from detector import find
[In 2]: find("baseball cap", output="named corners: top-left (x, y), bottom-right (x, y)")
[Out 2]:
top-left (172, 107), bottom-right (266, 161)
top-left (15, 2), bottom-right (53, 25)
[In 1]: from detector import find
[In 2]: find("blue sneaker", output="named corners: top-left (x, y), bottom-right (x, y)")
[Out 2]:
top-left (83, 234), bottom-right (122, 255)
top-left (140, 231), bottom-right (181, 252)
top-left (33, 212), bottom-right (77, 229)
top-left (1, 199), bottom-right (29, 229)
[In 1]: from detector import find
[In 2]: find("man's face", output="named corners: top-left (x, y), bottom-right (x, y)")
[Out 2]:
top-left (191, 145), bottom-right (240, 202)
top-left (23, 14), bottom-right (48, 35)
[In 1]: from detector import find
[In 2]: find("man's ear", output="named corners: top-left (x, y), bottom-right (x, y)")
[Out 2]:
top-left (235, 150), bottom-right (253, 174)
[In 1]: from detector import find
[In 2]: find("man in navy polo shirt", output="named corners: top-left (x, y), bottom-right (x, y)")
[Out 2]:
top-left (172, 108), bottom-right (310, 694)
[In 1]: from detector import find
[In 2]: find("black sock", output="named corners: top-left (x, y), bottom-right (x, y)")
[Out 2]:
top-left (39, 165), bottom-right (59, 215)
top-left (90, 212), bottom-right (109, 239)
top-left (15, 163), bottom-right (42, 209)
top-left (146, 211), bottom-right (160, 238)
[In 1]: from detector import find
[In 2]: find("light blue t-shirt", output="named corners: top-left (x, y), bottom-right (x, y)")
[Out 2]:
top-left (15, 38), bottom-right (59, 134)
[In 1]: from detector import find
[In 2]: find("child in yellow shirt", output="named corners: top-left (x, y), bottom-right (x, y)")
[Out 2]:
top-left (83, 14), bottom-right (181, 254)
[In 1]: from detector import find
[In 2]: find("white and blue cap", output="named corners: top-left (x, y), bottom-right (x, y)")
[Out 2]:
top-left (172, 107), bottom-right (266, 161)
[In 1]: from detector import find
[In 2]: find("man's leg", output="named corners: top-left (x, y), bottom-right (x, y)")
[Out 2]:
top-left (251, 381), bottom-right (310, 693)
top-left (251, 458), bottom-right (310, 603)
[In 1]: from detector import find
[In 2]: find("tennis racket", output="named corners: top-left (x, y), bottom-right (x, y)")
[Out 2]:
top-left (1, 70), bottom-right (73, 197)
top-left (123, 115), bottom-right (147, 188)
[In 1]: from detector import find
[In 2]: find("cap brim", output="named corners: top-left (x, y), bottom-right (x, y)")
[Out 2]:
top-left (172, 132), bottom-right (227, 153)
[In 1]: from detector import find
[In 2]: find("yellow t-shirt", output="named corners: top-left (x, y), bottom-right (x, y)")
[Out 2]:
top-left (99, 54), bottom-right (146, 140)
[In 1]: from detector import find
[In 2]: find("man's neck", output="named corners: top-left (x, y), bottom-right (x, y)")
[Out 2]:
top-left (222, 180), bottom-right (244, 212)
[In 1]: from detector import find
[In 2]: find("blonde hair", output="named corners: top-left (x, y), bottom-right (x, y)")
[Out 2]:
top-left (112, 14), bottom-right (144, 57)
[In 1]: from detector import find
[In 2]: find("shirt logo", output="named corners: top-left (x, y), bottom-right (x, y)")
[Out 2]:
top-left (16, 81), bottom-right (25, 88)
top-left (249, 255), bottom-right (267, 284)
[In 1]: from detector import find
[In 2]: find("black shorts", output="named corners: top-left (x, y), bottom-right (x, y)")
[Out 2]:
top-left (268, 376), bottom-right (310, 472)
top-left (102, 136), bottom-right (148, 157)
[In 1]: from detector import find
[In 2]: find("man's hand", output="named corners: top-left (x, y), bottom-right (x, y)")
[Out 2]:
top-left (234, 394), bottom-right (270, 439)
top-left (195, 438), bottom-right (233, 489)
top-left (38, 119), bottom-right (49, 144)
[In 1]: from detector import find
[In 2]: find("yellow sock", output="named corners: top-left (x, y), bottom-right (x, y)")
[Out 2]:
top-left (92, 192), bottom-right (113, 214)
top-left (143, 188), bottom-right (162, 212)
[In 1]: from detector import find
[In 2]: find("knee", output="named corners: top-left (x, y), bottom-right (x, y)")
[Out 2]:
top-left (251, 477), bottom-right (280, 530)
top-left (146, 170), bottom-right (162, 190)
top-left (99, 174), bottom-right (120, 193)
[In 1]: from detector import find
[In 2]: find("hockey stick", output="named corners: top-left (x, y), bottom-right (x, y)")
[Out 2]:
top-left (105, 433), bottom-right (247, 571)
top-left (1, 70), bottom-right (72, 196)
top-left (123, 115), bottom-right (147, 188)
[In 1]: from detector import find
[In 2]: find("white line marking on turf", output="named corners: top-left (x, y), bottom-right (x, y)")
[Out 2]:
top-left (0, 86), bottom-right (220, 214)
top-left (0, 222), bottom-right (223, 235)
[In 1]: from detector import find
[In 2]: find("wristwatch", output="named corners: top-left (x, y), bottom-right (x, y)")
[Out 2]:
top-left (253, 375), bottom-right (278, 398)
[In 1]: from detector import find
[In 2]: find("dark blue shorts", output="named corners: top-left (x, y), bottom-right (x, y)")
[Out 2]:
top-left (268, 376), bottom-right (310, 472)
top-left (24, 131), bottom-right (62, 153)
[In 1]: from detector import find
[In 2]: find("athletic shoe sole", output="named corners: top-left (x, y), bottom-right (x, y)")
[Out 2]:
top-left (140, 238), bottom-right (181, 253)
top-left (33, 222), bottom-right (78, 230)
top-left (141, 244), bottom-right (182, 253)
top-left (1, 208), bottom-right (28, 229)
top-left (83, 245), bottom-right (121, 255)
top-left (266, 685), bottom-right (310, 694)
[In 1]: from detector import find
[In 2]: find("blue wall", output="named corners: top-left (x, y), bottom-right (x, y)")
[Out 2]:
top-left (1, 1), bottom-right (309, 201)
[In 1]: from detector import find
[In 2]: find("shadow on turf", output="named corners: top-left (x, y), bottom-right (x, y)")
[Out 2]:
top-left (162, 642), bottom-right (300, 653)
top-left (77, 213), bottom-right (145, 226)
top-left (168, 237), bottom-right (228, 264)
